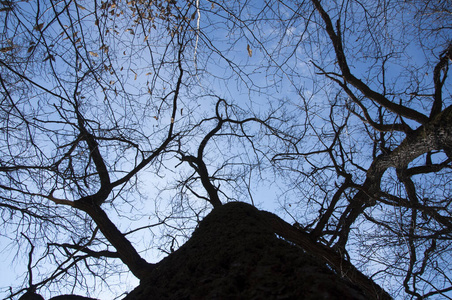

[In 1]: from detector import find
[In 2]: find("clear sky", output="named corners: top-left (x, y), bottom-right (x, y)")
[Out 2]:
top-left (0, 0), bottom-right (451, 299)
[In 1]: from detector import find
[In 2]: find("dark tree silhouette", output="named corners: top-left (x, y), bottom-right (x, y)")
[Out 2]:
top-left (0, 0), bottom-right (450, 299)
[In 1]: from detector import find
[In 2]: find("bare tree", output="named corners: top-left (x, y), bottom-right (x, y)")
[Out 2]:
top-left (0, 0), bottom-right (450, 299)
top-left (182, 0), bottom-right (452, 298)
top-left (213, 0), bottom-right (451, 298)
top-left (0, 0), bottom-right (197, 297)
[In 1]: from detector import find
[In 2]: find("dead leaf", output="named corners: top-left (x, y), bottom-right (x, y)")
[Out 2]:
top-left (0, 46), bottom-right (13, 53)
top-left (247, 44), bottom-right (252, 57)
top-left (89, 51), bottom-right (98, 57)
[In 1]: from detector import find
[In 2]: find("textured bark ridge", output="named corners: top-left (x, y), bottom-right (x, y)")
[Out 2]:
top-left (124, 202), bottom-right (370, 300)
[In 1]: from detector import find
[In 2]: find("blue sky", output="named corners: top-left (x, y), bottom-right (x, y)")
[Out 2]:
top-left (0, 0), bottom-right (451, 299)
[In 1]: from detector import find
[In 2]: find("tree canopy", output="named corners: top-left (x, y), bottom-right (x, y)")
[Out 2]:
top-left (0, 0), bottom-right (451, 299)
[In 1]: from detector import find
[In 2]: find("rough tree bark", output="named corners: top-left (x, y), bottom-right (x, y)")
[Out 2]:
top-left (124, 202), bottom-right (390, 300)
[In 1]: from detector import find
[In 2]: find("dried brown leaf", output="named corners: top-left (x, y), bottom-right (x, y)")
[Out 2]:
top-left (247, 44), bottom-right (252, 57)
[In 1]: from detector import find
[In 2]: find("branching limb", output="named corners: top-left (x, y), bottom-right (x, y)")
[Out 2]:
top-left (310, 0), bottom-right (429, 124)
top-left (431, 43), bottom-right (452, 118)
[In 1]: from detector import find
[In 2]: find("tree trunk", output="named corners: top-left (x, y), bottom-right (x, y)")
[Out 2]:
top-left (124, 202), bottom-right (389, 299)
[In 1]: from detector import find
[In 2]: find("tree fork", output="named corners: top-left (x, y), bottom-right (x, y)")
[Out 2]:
top-left (336, 105), bottom-right (452, 248)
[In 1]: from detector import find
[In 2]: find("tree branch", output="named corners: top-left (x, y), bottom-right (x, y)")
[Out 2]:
top-left (310, 0), bottom-right (429, 124)
top-left (335, 105), bottom-right (452, 248)
top-left (431, 43), bottom-right (452, 118)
